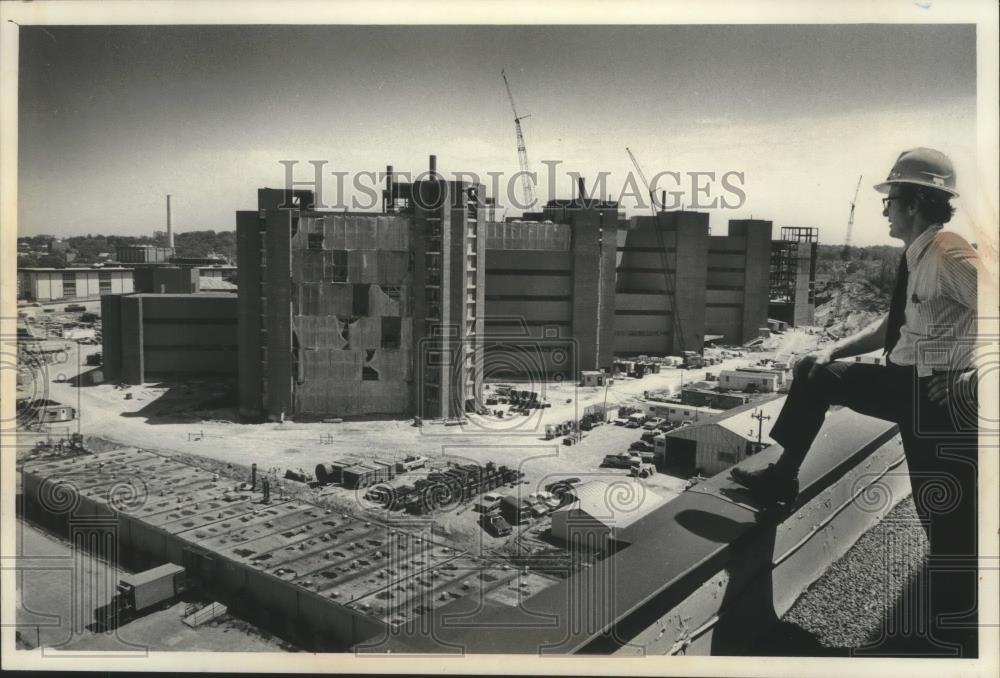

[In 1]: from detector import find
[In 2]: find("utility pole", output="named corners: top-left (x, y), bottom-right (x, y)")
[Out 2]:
top-left (750, 408), bottom-right (771, 450)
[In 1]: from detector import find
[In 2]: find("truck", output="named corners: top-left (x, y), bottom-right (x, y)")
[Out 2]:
top-left (629, 461), bottom-right (657, 479)
top-left (395, 455), bottom-right (428, 473)
top-left (681, 351), bottom-right (704, 369)
top-left (95, 563), bottom-right (185, 628)
top-left (480, 512), bottom-right (512, 537)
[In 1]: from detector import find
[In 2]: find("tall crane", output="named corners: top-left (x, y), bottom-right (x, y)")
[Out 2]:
top-left (501, 69), bottom-right (536, 208)
top-left (625, 147), bottom-right (686, 353)
top-left (841, 174), bottom-right (862, 260)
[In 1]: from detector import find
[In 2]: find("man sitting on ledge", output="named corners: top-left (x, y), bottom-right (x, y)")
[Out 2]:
top-left (731, 147), bottom-right (980, 656)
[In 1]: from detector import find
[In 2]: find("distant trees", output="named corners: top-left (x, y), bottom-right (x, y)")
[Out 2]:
top-left (16, 231), bottom-right (237, 265)
top-left (816, 244), bottom-right (902, 294)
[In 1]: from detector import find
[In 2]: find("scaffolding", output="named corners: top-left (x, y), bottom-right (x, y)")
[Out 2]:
top-left (769, 227), bottom-right (819, 306)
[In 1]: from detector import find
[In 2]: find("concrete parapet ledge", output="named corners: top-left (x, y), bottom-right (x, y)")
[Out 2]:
top-left (373, 403), bottom-right (905, 655)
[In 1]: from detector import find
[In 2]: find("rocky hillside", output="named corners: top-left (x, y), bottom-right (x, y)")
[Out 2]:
top-left (813, 280), bottom-right (888, 339)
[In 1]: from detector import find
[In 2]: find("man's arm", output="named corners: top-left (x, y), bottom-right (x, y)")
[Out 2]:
top-left (796, 314), bottom-right (888, 380)
top-left (827, 313), bottom-right (888, 360)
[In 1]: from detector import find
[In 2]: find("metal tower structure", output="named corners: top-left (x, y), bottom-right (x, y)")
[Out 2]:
top-left (501, 69), bottom-right (536, 208)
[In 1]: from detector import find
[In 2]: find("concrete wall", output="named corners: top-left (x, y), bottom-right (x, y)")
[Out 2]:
top-left (101, 294), bottom-right (238, 384)
top-left (614, 211), bottom-right (708, 356)
top-left (705, 220), bottom-right (772, 344)
top-left (236, 211), bottom-right (263, 418)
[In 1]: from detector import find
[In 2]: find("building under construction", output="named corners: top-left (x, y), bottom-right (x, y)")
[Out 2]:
top-left (613, 213), bottom-right (773, 353)
top-left (483, 180), bottom-right (621, 380)
top-left (768, 226), bottom-right (819, 327)
top-left (236, 156), bottom-right (485, 421)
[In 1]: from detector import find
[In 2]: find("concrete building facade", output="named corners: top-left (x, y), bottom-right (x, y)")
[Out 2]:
top-left (483, 195), bottom-right (619, 380)
top-left (704, 219), bottom-right (773, 345)
top-left (18, 267), bottom-right (134, 301)
top-left (614, 211), bottom-right (708, 356)
top-left (237, 158), bottom-right (484, 421)
top-left (101, 293), bottom-right (238, 384)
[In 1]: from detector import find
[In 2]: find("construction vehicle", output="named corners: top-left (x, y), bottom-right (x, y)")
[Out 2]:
top-left (94, 563), bottom-right (186, 628)
top-left (682, 351), bottom-right (703, 369)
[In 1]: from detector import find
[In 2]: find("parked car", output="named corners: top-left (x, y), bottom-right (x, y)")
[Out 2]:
top-left (629, 440), bottom-right (654, 453)
top-left (614, 418), bottom-right (629, 426)
top-left (625, 419), bottom-right (641, 429)
top-left (643, 417), bottom-right (665, 430)
top-left (86, 352), bottom-right (103, 366)
top-left (65, 304), bottom-right (86, 312)
top-left (480, 513), bottom-right (512, 537)
top-left (640, 431), bottom-right (659, 443)
top-left (474, 492), bottom-right (504, 514)
top-left (602, 453), bottom-right (636, 469)
top-left (395, 455), bottom-right (428, 473)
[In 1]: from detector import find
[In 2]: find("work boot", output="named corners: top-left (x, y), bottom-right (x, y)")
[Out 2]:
top-left (730, 463), bottom-right (799, 506)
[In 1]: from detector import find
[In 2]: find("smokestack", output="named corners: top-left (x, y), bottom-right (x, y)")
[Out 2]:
top-left (577, 177), bottom-right (587, 202)
top-left (251, 463), bottom-right (257, 490)
top-left (661, 190), bottom-right (666, 212)
top-left (385, 165), bottom-right (394, 213)
top-left (166, 194), bottom-right (174, 249)
top-left (429, 155), bottom-right (437, 176)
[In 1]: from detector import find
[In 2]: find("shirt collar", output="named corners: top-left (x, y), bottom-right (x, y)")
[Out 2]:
top-left (905, 223), bottom-right (943, 270)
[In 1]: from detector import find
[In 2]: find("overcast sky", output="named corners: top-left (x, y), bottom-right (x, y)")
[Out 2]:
top-left (18, 24), bottom-right (977, 246)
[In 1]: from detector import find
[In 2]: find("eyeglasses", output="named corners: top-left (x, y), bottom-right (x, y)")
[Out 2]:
top-left (882, 197), bottom-right (904, 208)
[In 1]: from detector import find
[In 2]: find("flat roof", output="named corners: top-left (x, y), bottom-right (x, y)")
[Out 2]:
top-left (20, 267), bottom-right (133, 272)
top-left (122, 292), bottom-right (238, 300)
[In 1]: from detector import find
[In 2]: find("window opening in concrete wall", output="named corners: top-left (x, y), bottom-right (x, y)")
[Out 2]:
top-left (326, 250), bottom-right (348, 282)
top-left (353, 284), bottom-right (370, 315)
top-left (381, 317), bottom-right (401, 348)
top-left (308, 233), bottom-right (324, 250)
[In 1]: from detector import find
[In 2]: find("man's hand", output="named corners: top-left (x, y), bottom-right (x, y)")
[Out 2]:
top-left (794, 348), bottom-right (835, 381)
top-left (927, 370), bottom-right (977, 407)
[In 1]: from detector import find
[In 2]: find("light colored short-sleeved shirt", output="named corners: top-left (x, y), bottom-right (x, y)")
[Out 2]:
top-left (888, 224), bottom-right (979, 377)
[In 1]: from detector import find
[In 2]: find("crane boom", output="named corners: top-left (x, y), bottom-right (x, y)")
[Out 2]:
top-left (845, 174), bottom-right (862, 248)
top-left (625, 147), bottom-right (685, 353)
top-left (501, 69), bottom-right (536, 208)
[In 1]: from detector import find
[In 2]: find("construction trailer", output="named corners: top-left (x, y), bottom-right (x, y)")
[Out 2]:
top-left (96, 563), bottom-right (186, 626)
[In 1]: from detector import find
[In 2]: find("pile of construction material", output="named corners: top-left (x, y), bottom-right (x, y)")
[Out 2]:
top-left (365, 461), bottom-right (524, 515)
top-left (484, 385), bottom-right (551, 417)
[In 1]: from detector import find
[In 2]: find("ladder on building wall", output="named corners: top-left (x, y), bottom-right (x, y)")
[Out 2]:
top-left (625, 147), bottom-right (686, 353)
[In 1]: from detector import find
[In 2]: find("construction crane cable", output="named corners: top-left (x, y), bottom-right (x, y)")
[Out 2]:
top-left (625, 147), bottom-right (685, 353)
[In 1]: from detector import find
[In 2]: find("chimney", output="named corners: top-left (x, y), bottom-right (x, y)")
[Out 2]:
top-left (251, 463), bottom-right (257, 490)
top-left (429, 155), bottom-right (437, 176)
top-left (385, 165), bottom-right (394, 213)
top-left (661, 190), bottom-right (666, 212)
top-left (166, 194), bottom-right (174, 249)
top-left (577, 177), bottom-right (588, 203)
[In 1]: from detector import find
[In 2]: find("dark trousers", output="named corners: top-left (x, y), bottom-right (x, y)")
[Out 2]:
top-left (770, 360), bottom-right (978, 656)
